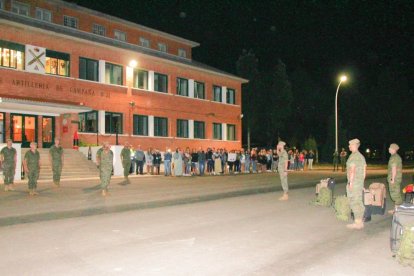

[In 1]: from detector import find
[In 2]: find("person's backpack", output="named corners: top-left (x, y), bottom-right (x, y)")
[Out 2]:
top-left (310, 187), bottom-right (332, 207)
top-left (334, 196), bottom-right (351, 221)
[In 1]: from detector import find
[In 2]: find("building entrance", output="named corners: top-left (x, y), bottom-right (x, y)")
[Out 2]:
top-left (10, 114), bottom-right (37, 148)
top-left (42, 116), bottom-right (54, 148)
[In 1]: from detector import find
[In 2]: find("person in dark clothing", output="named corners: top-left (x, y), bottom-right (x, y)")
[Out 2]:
top-left (153, 150), bottom-right (162, 175)
top-left (191, 149), bottom-right (199, 176)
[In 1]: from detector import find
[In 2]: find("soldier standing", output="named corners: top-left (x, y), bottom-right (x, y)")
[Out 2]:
top-left (23, 142), bottom-right (41, 196)
top-left (277, 141), bottom-right (289, 201)
top-left (96, 142), bottom-right (113, 196)
top-left (340, 148), bottom-right (347, 172)
top-left (1, 139), bottom-right (17, 191)
top-left (387, 143), bottom-right (403, 214)
top-left (49, 138), bottom-right (64, 187)
top-left (120, 142), bottom-right (131, 184)
top-left (346, 139), bottom-right (366, 230)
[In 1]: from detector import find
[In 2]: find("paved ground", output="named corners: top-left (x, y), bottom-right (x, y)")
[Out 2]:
top-left (0, 169), bottom-right (387, 226)
top-left (0, 175), bottom-right (412, 275)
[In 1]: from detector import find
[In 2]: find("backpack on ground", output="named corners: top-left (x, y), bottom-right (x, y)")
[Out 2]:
top-left (396, 223), bottom-right (414, 267)
top-left (391, 203), bottom-right (414, 254)
top-left (310, 187), bottom-right (332, 207)
top-left (334, 196), bottom-right (351, 221)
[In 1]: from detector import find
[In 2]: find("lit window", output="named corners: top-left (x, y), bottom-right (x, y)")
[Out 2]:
top-left (194, 81), bottom-right (205, 99)
top-left (114, 30), bottom-right (126, 41)
top-left (139, 37), bottom-right (150, 48)
top-left (93, 24), bottom-right (106, 36)
top-left (105, 63), bottom-right (123, 85)
top-left (158, 43), bottom-right (167, 52)
top-left (227, 124), bottom-right (236, 141)
top-left (154, 117), bottom-right (168, 137)
top-left (79, 57), bottom-right (99, 81)
top-left (35, 7), bottom-right (51, 22)
top-left (213, 85), bottom-right (222, 102)
top-left (133, 69), bottom-right (148, 90)
top-left (63, 15), bottom-right (78, 29)
top-left (11, 1), bottom-right (30, 16)
top-left (213, 123), bottom-right (222, 140)
top-left (79, 111), bottom-right (98, 133)
top-left (133, 115), bottom-right (148, 136)
top-left (105, 112), bottom-right (123, 134)
top-left (45, 50), bottom-right (70, 77)
top-left (154, 72), bottom-right (168, 93)
top-left (194, 121), bottom-right (205, 139)
top-left (0, 40), bottom-right (25, 70)
top-left (178, 48), bottom-right (187, 58)
top-left (177, 119), bottom-right (189, 138)
top-left (226, 88), bottom-right (236, 104)
top-left (176, 77), bottom-right (188, 96)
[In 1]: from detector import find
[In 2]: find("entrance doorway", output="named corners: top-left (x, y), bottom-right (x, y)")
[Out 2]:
top-left (10, 114), bottom-right (37, 148)
top-left (42, 116), bottom-right (54, 148)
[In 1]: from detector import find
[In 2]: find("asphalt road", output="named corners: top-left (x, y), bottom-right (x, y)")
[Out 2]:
top-left (0, 183), bottom-right (411, 276)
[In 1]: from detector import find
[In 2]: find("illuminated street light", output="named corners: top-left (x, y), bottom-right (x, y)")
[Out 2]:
top-left (335, 75), bottom-right (347, 154)
top-left (129, 60), bottom-right (138, 68)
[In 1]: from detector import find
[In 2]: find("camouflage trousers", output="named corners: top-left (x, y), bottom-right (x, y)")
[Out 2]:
top-left (346, 183), bottom-right (365, 220)
top-left (122, 161), bottom-right (131, 177)
top-left (279, 173), bottom-right (288, 193)
top-left (389, 181), bottom-right (403, 205)
top-left (27, 169), bottom-right (39, 189)
top-left (52, 164), bottom-right (62, 182)
top-left (3, 165), bottom-right (15, 185)
top-left (100, 167), bottom-right (112, 190)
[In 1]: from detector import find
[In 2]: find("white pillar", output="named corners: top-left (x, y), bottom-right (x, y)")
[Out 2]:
top-left (222, 86), bottom-right (227, 103)
top-left (189, 120), bottom-right (194, 139)
top-left (189, 79), bottom-right (195, 98)
top-left (98, 110), bottom-right (105, 134)
top-left (149, 115), bottom-right (154, 137)
top-left (148, 71), bottom-right (155, 91)
top-left (222, 123), bottom-right (227, 141)
top-left (99, 60), bottom-right (106, 83)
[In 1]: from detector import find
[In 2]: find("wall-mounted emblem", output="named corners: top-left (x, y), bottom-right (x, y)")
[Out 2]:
top-left (25, 45), bottom-right (46, 74)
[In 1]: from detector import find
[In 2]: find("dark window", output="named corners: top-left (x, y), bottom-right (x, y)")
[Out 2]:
top-left (213, 85), bottom-right (222, 102)
top-left (46, 50), bottom-right (70, 77)
top-left (176, 78), bottom-right (188, 96)
top-left (79, 111), bottom-right (98, 133)
top-left (133, 69), bottom-right (148, 89)
top-left (177, 119), bottom-right (189, 138)
top-left (92, 24), bottom-right (106, 36)
top-left (227, 124), bottom-right (236, 141)
top-left (154, 117), bottom-right (168, 137)
top-left (105, 112), bottom-right (123, 134)
top-left (133, 115), bottom-right (148, 136)
top-left (63, 15), bottom-right (78, 29)
top-left (194, 81), bottom-right (205, 99)
top-left (79, 57), bottom-right (99, 81)
top-left (194, 121), bottom-right (205, 139)
top-left (154, 73), bottom-right (168, 93)
top-left (213, 123), bottom-right (222, 140)
top-left (0, 40), bottom-right (25, 70)
top-left (105, 63), bottom-right (123, 85)
top-left (226, 88), bottom-right (236, 104)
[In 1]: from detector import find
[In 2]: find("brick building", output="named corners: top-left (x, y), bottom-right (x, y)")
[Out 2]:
top-left (0, 0), bottom-right (247, 150)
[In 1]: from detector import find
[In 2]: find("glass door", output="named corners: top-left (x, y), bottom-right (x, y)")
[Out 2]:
top-left (11, 114), bottom-right (37, 148)
top-left (0, 112), bottom-right (5, 143)
top-left (42, 116), bottom-right (54, 148)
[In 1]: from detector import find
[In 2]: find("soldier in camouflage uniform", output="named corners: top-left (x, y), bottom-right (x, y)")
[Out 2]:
top-left (120, 142), bottom-right (131, 184)
top-left (49, 138), bottom-right (64, 187)
top-left (1, 139), bottom-right (17, 191)
top-left (387, 143), bottom-right (403, 214)
top-left (96, 142), bottom-right (113, 196)
top-left (346, 138), bottom-right (366, 230)
top-left (23, 142), bottom-right (41, 196)
top-left (277, 141), bottom-right (289, 201)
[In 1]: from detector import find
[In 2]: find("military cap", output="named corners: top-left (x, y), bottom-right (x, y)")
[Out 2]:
top-left (348, 139), bottom-right (360, 145)
top-left (277, 141), bottom-right (286, 147)
top-left (389, 143), bottom-right (399, 151)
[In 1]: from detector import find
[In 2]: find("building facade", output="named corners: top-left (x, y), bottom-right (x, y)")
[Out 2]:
top-left (0, 0), bottom-right (247, 150)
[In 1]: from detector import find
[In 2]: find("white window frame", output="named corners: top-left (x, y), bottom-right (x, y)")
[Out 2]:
top-left (114, 30), bottom-right (126, 41)
top-left (11, 1), bottom-right (30, 16)
top-left (139, 37), bottom-right (150, 48)
top-left (158, 43), bottom-right (167, 52)
top-left (35, 7), bottom-right (52, 22)
top-left (92, 24), bottom-right (106, 36)
top-left (178, 48), bottom-right (187, 58)
top-left (63, 15), bottom-right (78, 29)
top-left (0, 0), bottom-right (5, 10)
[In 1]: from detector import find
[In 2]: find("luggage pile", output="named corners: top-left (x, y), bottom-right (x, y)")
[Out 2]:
top-left (310, 178), bottom-right (335, 207)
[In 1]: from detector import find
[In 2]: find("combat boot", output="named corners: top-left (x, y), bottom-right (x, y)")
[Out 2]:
top-left (279, 193), bottom-right (289, 201)
top-left (8, 184), bottom-right (15, 191)
top-left (346, 219), bottom-right (364, 230)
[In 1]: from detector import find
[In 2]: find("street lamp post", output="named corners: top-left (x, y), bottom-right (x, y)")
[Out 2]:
top-left (335, 75), bottom-right (347, 153)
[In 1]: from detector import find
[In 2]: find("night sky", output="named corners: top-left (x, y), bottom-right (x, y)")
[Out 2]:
top-left (66, 0), bottom-right (413, 158)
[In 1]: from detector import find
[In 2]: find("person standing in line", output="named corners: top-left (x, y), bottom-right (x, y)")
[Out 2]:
top-left (163, 148), bottom-right (172, 176)
top-left (134, 145), bottom-right (145, 175)
top-left (206, 148), bottom-right (213, 175)
top-left (340, 148), bottom-right (348, 172)
top-left (277, 141), bottom-right (289, 201)
top-left (251, 148), bottom-right (257, 173)
top-left (346, 139), bottom-right (366, 230)
top-left (49, 138), bottom-right (64, 187)
top-left (23, 142), bottom-right (41, 196)
top-left (172, 148), bottom-right (183, 176)
top-left (120, 142), bottom-right (131, 184)
top-left (213, 149), bottom-right (222, 175)
top-left (308, 150), bottom-right (315, 170)
top-left (333, 151), bottom-right (339, 171)
top-left (198, 147), bottom-right (206, 176)
top-left (96, 142), bottom-right (113, 196)
top-left (191, 148), bottom-right (199, 176)
top-left (1, 139), bottom-right (17, 191)
top-left (153, 149), bottom-right (162, 175)
top-left (145, 148), bottom-right (154, 175)
top-left (387, 143), bottom-right (403, 214)
top-left (244, 149), bottom-right (251, 173)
